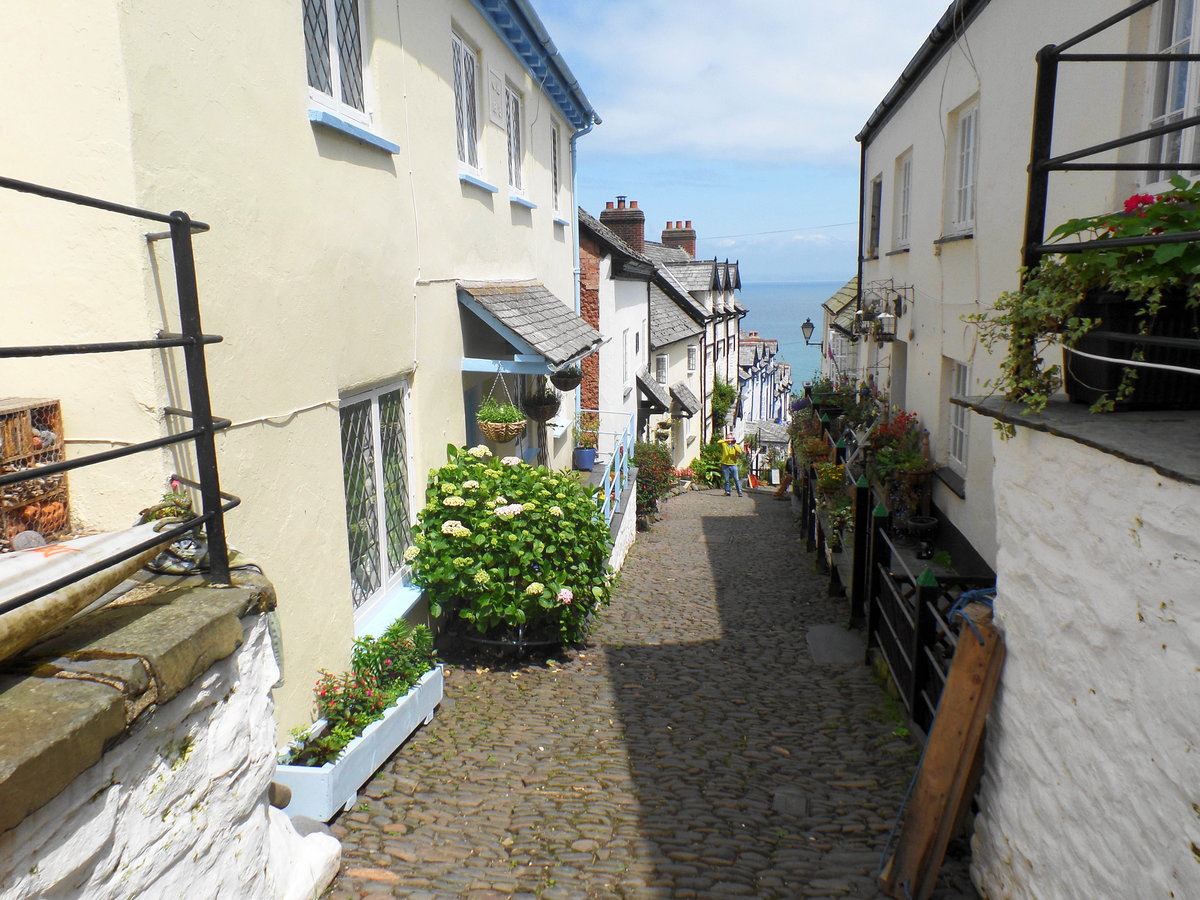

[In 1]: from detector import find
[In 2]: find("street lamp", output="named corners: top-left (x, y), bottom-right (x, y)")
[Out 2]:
top-left (800, 317), bottom-right (820, 347)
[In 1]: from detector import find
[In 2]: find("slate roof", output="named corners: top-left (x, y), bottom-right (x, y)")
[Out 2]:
top-left (745, 420), bottom-right (789, 445)
top-left (663, 260), bottom-right (717, 292)
top-left (823, 277), bottom-right (859, 317)
top-left (642, 242), bottom-right (691, 265)
top-left (670, 382), bottom-right (700, 417)
top-left (739, 345), bottom-right (759, 368)
top-left (636, 368), bottom-right (672, 411)
top-left (458, 280), bottom-right (603, 367)
top-left (650, 284), bottom-right (703, 347)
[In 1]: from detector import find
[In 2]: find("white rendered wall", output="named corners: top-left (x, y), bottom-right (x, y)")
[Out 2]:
top-left (0, 616), bottom-right (340, 900)
top-left (971, 427), bottom-right (1200, 899)
top-left (859, 0), bottom-right (1138, 566)
top-left (0, 0), bottom-right (583, 733)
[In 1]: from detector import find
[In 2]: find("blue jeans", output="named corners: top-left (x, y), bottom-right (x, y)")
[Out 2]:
top-left (722, 464), bottom-right (742, 495)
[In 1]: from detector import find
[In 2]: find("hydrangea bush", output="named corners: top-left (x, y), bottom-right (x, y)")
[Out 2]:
top-left (408, 444), bottom-right (613, 642)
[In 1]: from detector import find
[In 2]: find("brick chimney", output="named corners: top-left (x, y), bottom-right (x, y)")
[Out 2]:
top-left (598, 196), bottom-right (645, 253)
top-left (661, 219), bottom-right (697, 258)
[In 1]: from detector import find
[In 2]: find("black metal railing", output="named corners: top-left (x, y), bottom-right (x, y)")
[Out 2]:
top-left (794, 405), bottom-right (993, 739)
top-left (0, 175), bottom-right (237, 614)
top-left (1023, 0), bottom-right (1200, 269)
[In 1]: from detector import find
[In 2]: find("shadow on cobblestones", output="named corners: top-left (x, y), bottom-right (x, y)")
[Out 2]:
top-left (323, 488), bottom-right (978, 900)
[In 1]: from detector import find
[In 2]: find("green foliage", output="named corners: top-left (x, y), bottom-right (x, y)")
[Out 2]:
top-left (284, 619), bottom-right (437, 767)
top-left (523, 383), bottom-right (560, 406)
top-left (574, 411), bottom-right (599, 449)
top-left (408, 444), bottom-right (612, 643)
top-left (967, 175), bottom-right (1200, 417)
top-left (632, 441), bottom-right (675, 515)
top-left (710, 377), bottom-right (737, 437)
top-left (686, 444), bottom-right (721, 487)
top-left (477, 398), bottom-right (524, 423)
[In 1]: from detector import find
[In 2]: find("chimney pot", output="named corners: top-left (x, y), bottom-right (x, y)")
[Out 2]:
top-left (676, 220), bottom-right (683, 228)
top-left (685, 220), bottom-right (692, 228)
top-left (630, 200), bottom-right (638, 209)
top-left (606, 201), bottom-right (614, 210)
top-left (616, 195), bottom-right (627, 209)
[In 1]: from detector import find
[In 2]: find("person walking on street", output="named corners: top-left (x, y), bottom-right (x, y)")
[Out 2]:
top-left (719, 433), bottom-right (743, 497)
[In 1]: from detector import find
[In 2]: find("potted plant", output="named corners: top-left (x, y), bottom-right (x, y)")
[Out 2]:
top-left (408, 444), bottom-right (613, 648)
top-left (573, 411), bottom-right (599, 471)
top-left (549, 364), bottom-right (583, 392)
top-left (969, 175), bottom-right (1200, 414)
top-left (522, 383), bottom-right (561, 423)
top-left (275, 619), bottom-right (442, 821)
top-left (476, 397), bottom-right (526, 443)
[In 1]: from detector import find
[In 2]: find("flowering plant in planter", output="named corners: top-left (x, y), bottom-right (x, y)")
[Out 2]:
top-left (408, 444), bottom-right (613, 643)
top-left (969, 175), bottom-right (1200, 414)
top-left (283, 619), bottom-right (437, 767)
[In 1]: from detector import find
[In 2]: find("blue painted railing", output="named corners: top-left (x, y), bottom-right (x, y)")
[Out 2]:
top-left (579, 409), bottom-right (635, 525)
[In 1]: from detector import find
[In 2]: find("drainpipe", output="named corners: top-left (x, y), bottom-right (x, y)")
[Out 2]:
top-left (854, 136), bottom-right (867, 380)
top-left (570, 120), bottom-right (597, 318)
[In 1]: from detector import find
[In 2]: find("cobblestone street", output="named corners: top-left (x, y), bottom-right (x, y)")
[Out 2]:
top-left (325, 488), bottom-right (977, 899)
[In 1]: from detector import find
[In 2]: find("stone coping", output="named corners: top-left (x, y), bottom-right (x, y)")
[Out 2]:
top-left (956, 396), bottom-right (1200, 486)
top-left (0, 570), bottom-right (276, 833)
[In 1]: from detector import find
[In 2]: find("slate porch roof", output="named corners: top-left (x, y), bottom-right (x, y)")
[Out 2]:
top-left (636, 368), bottom-right (672, 411)
top-left (745, 420), bottom-right (789, 445)
top-left (823, 277), bottom-right (859, 317)
top-left (669, 382), bottom-right (700, 418)
top-left (650, 284), bottom-right (703, 347)
top-left (458, 280), bottom-right (603, 367)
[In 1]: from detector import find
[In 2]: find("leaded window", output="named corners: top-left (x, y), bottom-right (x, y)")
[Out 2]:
top-left (687, 344), bottom-right (698, 373)
top-left (453, 34), bottom-right (479, 169)
top-left (304, 0), bottom-right (366, 121)
top-left (655, 353), bottom-right (668, 384)
top-left (506, 86), bottom-right (523, 190)
top-left (895, 152), bottom-right (912, 248)
top-left (551, 124), bottom-right (562, 210)
top-left (340, 384), bottom-right (413, 610)
top-left (1149, 0), bottom-right (1198, 178)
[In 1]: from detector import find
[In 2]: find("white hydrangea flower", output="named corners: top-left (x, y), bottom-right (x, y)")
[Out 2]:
top-left (501, 456), bottom-right (522, 466)
top-left (549, 506), bottom-right (564, 517)
top-left (467, 445), bottom-right (492, 458)
top-left (525, 582), bottom-right (544, 595)
top-left (443, 496), bottom-right (465, 507)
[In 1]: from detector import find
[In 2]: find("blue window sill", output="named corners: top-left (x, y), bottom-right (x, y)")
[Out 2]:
top-left (354, 583), bottom-right (424, 639)
top-left (509, 195), bottom-right (537, 209)
top-left (308, 109), bottom-right (399, 154)
top-left (553, 216), bottom-right (571, 227)
top-left (460, 172), bottom-right (499, 193)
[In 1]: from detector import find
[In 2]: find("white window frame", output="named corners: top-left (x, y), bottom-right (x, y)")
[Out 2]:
top-left (339, 380), bottom-right (414, 618)
top-left (951, 104), bottom-right (979, 232)
top-left (505, 85), bottom-right (523, 191)
top-left (895, 151), bottom-right (912, 248)
top-left (452, 33), bottom-right (480, 171)
top-left (687, 344), bottom-right (698, 374)
top-left (622, 328), bottom-right (631, 391)
top-left (304, 0), bottom-right (370, 127)
top-left (1147, 0), bottom-right (1200, 183)
top-left (655, 353), bottom-right (669, 384)
top-left (551, 123), bottom-right (562, 211)
top-left (948, 362), bottom-right (970, 473)
top-left (866, 175), bottom-right (883, 257)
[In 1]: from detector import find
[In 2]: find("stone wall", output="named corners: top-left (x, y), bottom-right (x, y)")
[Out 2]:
top-left (971, 425), bottom-right (1200, 898)
top-left (0, 577), bottom-right (339, 898)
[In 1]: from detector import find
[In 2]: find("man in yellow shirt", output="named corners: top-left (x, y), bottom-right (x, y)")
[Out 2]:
top-left (719, 433), bottom-right (743, 497)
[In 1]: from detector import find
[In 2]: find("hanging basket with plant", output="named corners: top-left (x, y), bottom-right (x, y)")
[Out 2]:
top-left (969, 175), bottom-right (1200, 416)
top-left (549, 364), bottom-right (583, 392)
top-left (477, 374), bottom-right (527, 442)
top-left (522, 384), bottom-right (561, 423)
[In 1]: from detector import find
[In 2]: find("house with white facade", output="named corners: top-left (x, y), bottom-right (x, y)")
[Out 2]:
top-left (850, 2), bottom-right (1200, 897)
top-left (738, 331), bottom-right (792, 425)
top-left (0, 0), bottom-right (600, 738)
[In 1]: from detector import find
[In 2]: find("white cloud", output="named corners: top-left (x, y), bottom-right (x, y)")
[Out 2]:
top-left (540, 0), bottom-right (953, 164)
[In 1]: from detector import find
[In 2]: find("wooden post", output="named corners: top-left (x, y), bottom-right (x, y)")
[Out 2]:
top-left (850, 475), bottom-right (870, 625)
top-left (834, 437), bottom-right (846, 463)
top-left (803, 464), bottom-right (816, 552)
top-left (910, 567), bottom-right (940, 733)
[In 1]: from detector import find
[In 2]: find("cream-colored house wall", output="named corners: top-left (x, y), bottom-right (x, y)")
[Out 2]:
top-left (859, 0), bottom-right (1138, 564)
top-left (0, 0), bottom-right (587, 733)
top-left (648, 336), bottom-right (702, 469)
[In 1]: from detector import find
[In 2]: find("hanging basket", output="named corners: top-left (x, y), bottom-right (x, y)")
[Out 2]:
top-left (522, 398), bottom-right (560, 423)
top-left (549, 371), bottom-right (583, 391)
top-left (478, 419), bottom-right (526, 442)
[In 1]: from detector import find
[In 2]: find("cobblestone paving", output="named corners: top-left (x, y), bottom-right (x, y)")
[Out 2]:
top-left (325, 488), bottom-right (978, 899)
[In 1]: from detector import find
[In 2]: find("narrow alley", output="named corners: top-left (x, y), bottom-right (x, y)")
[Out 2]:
top-left (324, 488), bottom-right (976, 900)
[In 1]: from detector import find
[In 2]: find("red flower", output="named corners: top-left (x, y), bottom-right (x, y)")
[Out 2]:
top-left (1123, 194), bottom-right (1156, 213)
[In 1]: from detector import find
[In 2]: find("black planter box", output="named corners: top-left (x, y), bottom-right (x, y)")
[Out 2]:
top-left (1065, 290), bottom-right (1200, 410)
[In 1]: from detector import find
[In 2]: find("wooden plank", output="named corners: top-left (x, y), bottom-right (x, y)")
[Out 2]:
top-left (880, 602), bottom-right (1005, 899)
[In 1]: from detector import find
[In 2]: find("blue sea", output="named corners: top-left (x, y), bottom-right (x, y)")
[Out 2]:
top-left (738, 281), bottom-right (844, 387)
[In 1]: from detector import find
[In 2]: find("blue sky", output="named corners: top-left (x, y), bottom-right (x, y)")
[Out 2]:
top-left (537, 1), bottom-right (954, 283)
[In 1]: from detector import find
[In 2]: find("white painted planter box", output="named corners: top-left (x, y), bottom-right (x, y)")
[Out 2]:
top-left (274, 665), bottom-right (443, 822)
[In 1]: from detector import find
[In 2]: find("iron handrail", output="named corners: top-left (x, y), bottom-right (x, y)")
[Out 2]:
top-left (0, 175), bottom-right (232, 615)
